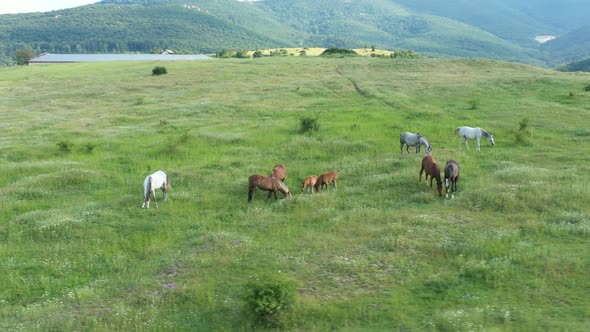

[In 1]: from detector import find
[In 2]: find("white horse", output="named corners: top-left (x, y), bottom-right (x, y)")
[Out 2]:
top-left (142, 170), bottom-right (171, 208)
top-left (400, 132), bottom-right (432, 154)
top-left (454, 126), bottom-right (495, 151)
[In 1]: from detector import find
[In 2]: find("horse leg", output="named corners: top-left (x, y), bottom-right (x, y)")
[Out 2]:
top-left (152, 190), bottom-right (158, 208)
top-left (332, 179), bottom-right (337, 191)
top-left (415, 144), bottom-right (420, 154)
top-left (266, 190), bottom-right (274, 201)
top-left (476, 138), bottom-right (481, 152)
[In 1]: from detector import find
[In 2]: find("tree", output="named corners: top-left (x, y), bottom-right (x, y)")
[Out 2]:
top-left (15, 48), bottom-right (34, 65)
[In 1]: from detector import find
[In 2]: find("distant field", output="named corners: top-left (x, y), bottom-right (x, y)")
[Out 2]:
top-left (247, 47), bottom-right (394, 57)
top-left (0, 57), bottom-right (589, 330)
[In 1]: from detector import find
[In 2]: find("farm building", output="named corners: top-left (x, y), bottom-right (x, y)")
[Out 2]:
top-left (28, 53), bottom-right (210, 64)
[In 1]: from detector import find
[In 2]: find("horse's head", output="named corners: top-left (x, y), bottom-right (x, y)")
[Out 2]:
top-left (426, 145), bottom-right (433, 154)
top-left (436, 179), bottom-right (443, 196)
top-left (489, 135), bottom-right (495, 146)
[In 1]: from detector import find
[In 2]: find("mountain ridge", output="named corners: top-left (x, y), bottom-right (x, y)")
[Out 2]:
top-left (1, 0), bottom-right (588, 66)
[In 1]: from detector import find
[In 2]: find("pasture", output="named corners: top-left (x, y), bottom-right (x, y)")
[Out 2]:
top-left (1, 56), bottom-right (589, 330)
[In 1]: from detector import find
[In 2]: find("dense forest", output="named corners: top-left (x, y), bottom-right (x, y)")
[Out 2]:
top-left (1, 0), bottom-right (589, 67)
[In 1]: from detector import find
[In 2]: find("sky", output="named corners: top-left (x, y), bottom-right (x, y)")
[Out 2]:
top-left (0, 0), bottom-right (99, 14)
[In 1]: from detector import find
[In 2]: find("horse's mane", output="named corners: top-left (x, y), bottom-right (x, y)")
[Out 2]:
top-left (480, 128), bottom-right (490, 137)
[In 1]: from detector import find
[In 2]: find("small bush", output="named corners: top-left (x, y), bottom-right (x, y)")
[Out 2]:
top-left (515, 117), bottom-right (532, 144)
top-left (468, 98), bottom-right (480, 110)
top-left (244, 276), bottom-right (297, 328)
top-left (300, 117), bottom-right (320, 133)
top-left (253, 50), bottom-right (264, 58)
top-left (57, 140), bottom-right (73, 153)
top-left (152, 66), bottom-right (167, 76)
top-left (584, 84), bottom-right (590, 91)
top-left (82, 143), bottom-right (96, 154)
top-left (321, 48), bottom-right (357, 57)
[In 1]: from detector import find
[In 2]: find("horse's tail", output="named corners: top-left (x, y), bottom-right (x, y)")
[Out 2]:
top-left (165, 173), bottom-right (171, 191)
top-left (144, 176), bottom-right (152, 202)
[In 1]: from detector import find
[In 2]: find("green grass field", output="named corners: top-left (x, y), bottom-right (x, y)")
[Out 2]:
top-left (1, 57), bottom-right (589, 330)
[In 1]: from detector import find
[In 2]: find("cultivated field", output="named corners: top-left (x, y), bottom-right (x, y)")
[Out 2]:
top-left (1, 56), bottom-right (589, 330)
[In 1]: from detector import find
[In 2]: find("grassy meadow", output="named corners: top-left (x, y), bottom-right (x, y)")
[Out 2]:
top-left (1, 56), bottom-right (589, 330)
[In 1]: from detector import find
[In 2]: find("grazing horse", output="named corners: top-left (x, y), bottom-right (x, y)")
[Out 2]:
top-left (301, 175), bottom-right (318, 193)
top-left (248, 174), bottom-right (291, 202)
top-left (314, 171), bottom-right (338, 192)
top-left (419, 156), bottom-right (442, 196)
top-left (271, 164), bottom-right (287, 181)
top-left (454, 126), bottom-right (495, 152)
top-left (142, 170), bottom-right (171, 208)
top-left (444, 160), bottom-right (460, 198)
top-left (400, 132), bottom-right (432, 154)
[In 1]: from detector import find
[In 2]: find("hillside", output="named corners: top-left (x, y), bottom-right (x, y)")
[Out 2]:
top-left (541, 26), bottom-right (590, 65)
top-left (1, 56), bottom-right (589, 330)
top-left (559, 57), bottom-right (590, 72)
top-left (4, 0), bottom-right (589, 66)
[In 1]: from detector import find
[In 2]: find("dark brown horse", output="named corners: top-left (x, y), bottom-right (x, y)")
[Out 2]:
top-left (248, 174), bottom-right (291, 202)
top-left (419, 156), bottom-right (442, 196)
top-left (271, 164), bottom-right (287, 181)
top-left (313, 171), bottom-right (338, 192)
top-left (444, 160), bottom-right (460, 198)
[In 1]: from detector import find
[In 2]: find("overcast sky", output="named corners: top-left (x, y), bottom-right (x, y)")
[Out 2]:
top-left (0, 0), bottom-right (99, 14)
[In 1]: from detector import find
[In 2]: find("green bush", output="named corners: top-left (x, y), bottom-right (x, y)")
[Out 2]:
top-left (244, 276), bottom-right (297, 327)
top-left (152, 66), bottom-right (167, 76)
top-left (300, 116), bottom-right (320, 133)
top-left (56, 140), bottom-right (73, 152)
top-left (584, 84), bottom-right (590, 91)
top-left (253, 50), bottom-right (263, 58)
top-left (321, 48), bottom-right (357, 56)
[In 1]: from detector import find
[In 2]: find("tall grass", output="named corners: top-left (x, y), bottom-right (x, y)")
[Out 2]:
top-left (1, 57), bottom-right (589, 330)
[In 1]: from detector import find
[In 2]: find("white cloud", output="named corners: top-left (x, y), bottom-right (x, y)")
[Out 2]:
top-left (0, 0), bottom-right (99, 14)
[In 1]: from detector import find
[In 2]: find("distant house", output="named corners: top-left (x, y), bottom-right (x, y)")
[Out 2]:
top-left (161, 49), bottom-right (175, 55)
top-left (28, 53), bottom-right (210, 64)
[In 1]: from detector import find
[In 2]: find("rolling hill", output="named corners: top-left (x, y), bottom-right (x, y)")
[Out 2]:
top-left (0, 0), bottom-right (589, 66)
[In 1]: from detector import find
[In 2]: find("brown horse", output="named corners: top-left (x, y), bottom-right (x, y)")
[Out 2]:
top-left (301, 175), bottom-right (318, 193)
top-left (419, 156), bottom-right (442, 196)
top-left (444, 160), bottom-right (460, 198)
top-left (271, 164), bottom-right (287, 181)
top-left (248, 174), bottom-right (291, 202)
top-left (313, 171), bottom-right (338, 192)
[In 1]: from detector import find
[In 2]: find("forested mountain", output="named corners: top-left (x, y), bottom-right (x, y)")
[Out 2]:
top-left (1, 0), bottom-right (588, 66)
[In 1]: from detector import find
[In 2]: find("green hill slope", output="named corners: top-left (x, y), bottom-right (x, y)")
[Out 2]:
top-left (0, 0), bottom-right (541, 65)
top-left (541, 26), bottom-right (590, 65)
top-left (1, 56), bottom-right (589, 330)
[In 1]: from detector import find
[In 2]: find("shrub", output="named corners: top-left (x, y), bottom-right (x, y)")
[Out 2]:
top-left (468, 98), bottom-right (480, 110)
top-left (235, 50), bottom-right (250, 59)
top-left (515, 117), bottom-right (532, 144)
top-left (244, 276), bottom-right (297, 327)
top-left (152, 66), bottom-right (167, 76)
top-left (82, 143), bottom-right (96, 154)
top-left (253, 50), bottom-right (264, 58)
top-left (57, 140), bottom-right (73, 153)
top-left (321, 48), bottom-right (357, 57)
top-left (391, 49), bottom-right (418, 59)
top-left (300, 116), bottom-right (320, 133)
top-left (584, 84), bottom-right (590, 91)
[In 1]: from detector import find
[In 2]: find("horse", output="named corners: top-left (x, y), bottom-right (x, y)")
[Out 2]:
top-left (301, 175), bottom-right (318, 193)
top-left (248, 174), bottom-right (291, 202)
top-left (454, 126), bottom-right (495, 151)
top-left (271, 164), bottom-right (287, 181)
top-left (400, 132), bottom-right (432, 154)
top-left (142, 170), bottom-right (171, 208)
top-left (419, 156), bottom-right (442, 196)
top-left (313, 171), bottom-right (338, 192)
top-left (444, 160), bottom-right (460, 199)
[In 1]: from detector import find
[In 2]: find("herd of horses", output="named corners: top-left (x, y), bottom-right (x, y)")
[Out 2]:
top-left (142, 126), bottom-right (494, 207)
